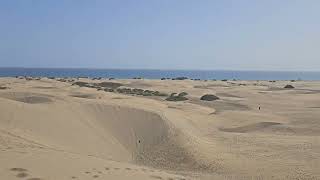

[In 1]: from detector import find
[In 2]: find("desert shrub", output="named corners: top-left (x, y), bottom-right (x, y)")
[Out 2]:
top-left (284, 84), bottom-right (295, 89)
top-left (116, 88), bottom-right (132, 94)
top-left (172, 77), bottom-right (188, 80)
top-left (158, 92), bottom-right (168, 96)
top-left (72, 81), bottom-right (91, 87)
top-left (104, 88), bottom-right (114, 92)
top-left (178, 92), bottom-right (188, 97)
top-left (165, 92), bottom-right (188, 101)
top-left (95, 82), bottom-right (123, 89)
top-left (200, 94), bottom-right (219, 101)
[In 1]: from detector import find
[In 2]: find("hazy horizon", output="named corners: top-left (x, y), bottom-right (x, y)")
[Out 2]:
top-left (1, 1), bottom-right (320, 71)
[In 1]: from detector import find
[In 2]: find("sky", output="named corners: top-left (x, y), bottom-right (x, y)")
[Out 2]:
top-left (0, 0), bottom-right (320, 71)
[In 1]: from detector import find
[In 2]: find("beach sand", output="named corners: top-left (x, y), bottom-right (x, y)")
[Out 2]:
top-left (0, 77), bottom-right (320, 180)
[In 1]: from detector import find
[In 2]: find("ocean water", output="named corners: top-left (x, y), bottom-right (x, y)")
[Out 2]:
top-left (0, 68), bottom-right (319, 80)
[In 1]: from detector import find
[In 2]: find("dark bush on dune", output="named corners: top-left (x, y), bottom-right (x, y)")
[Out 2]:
top-left (200, 94), bottom-right (219, 101)
top-left (284, 84), bottom-right (295, 89)
top-left (0, 86), bottom-right (8, 90)
top-left (104, 88), bottom-right (114, 92)
top-left (172, 77), bottom-right (188, 80)
top-left (132, 88), bottom-right (144, 95)
top-left (165, 92), bottom-right (188, 101)
top-left (115, 87), bottom-right (168, 97)
top-left (178, 92), bottom-right (188, 97)
top-left (57, 78), bottom-right (67, 82)
top-left (221, 79), bottom-right (228, 82)
top-left (161, 78), bottom-right (166, 80)
top-left (95, 82), bottom-right (123, 89)
top-left (152, 91), bottom-right (168, 96)
top-left (116, 88), bottom-right (132, 94)
top-left (142, 90), bottom-right (153, 96)
top-left (72, 81), bottom-right (92, 88)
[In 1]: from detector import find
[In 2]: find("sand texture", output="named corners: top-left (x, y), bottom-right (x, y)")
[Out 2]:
top-left (0, 77), bottom-right (320, 180)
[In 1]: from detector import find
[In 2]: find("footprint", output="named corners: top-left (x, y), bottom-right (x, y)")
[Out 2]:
top-left (93, 175), bottom-right (99, 178)
top-left (16, 172), bottom-right (29, 178)
top-left (85, 171), bottom-right (91, 174)
top-left (125, 168), bottom-right (131, 170)
top-left (27, 178), bottom-right (42, 180)
top-left (114, 168), bottom-right (120, 170)
top-left (10, 168), bottom-right (28, 172)
top-left (149, 175), bottom-right (163, 179)
top-left (71, 176), bottom-right (77, 179)
top-left (105, 167), bottom-right (109, 170)
top-left (167, 178), bottom-right (174, 180)
top-left (97, 171), bottom-right (102, 174)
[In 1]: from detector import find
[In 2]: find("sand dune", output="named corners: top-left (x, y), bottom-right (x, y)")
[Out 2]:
top-left (219, 122), bottom-right (282, 133)
top-left (1, 78), bottom-right (320, 179)
top-left (0, 92), bottom-right (53, 104)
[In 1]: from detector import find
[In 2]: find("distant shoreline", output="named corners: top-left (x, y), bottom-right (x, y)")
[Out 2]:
top-left (1, 67), bottom-right (320, 80)
top-left (1, 67), bottom-right (319, 72)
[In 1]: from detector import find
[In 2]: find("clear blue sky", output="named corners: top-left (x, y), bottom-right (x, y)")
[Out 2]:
top-left (0, 0), bottom-right (319, 70)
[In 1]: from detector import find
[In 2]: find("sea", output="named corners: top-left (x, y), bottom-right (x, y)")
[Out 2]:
top-left (0, 68), bottom-right (319, 80)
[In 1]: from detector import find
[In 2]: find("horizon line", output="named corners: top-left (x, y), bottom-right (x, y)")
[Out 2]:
top-left (0, 66), bottom-right (320, 72)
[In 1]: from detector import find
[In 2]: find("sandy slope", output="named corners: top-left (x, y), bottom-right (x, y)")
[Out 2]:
top-left (0, 77), bottom-right (320, 180)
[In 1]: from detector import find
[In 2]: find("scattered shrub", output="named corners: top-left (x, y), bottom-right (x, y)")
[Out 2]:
top-left (200, 94), bottom-right (219, 101)
top-left (72, 81), bottom-right (92, 88)
top-left (104, 88), bottom-right (114, 92)
top-left (178, 92), bottom-right (188, 97)
top-left (166, 93), bottom-right (188, 101)
top-left (95, 82), bottom-right (123, 89)
top-left (172, 77), bottom-right (188, 80)
top-left (284, 84), bottom-right (295, 89)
